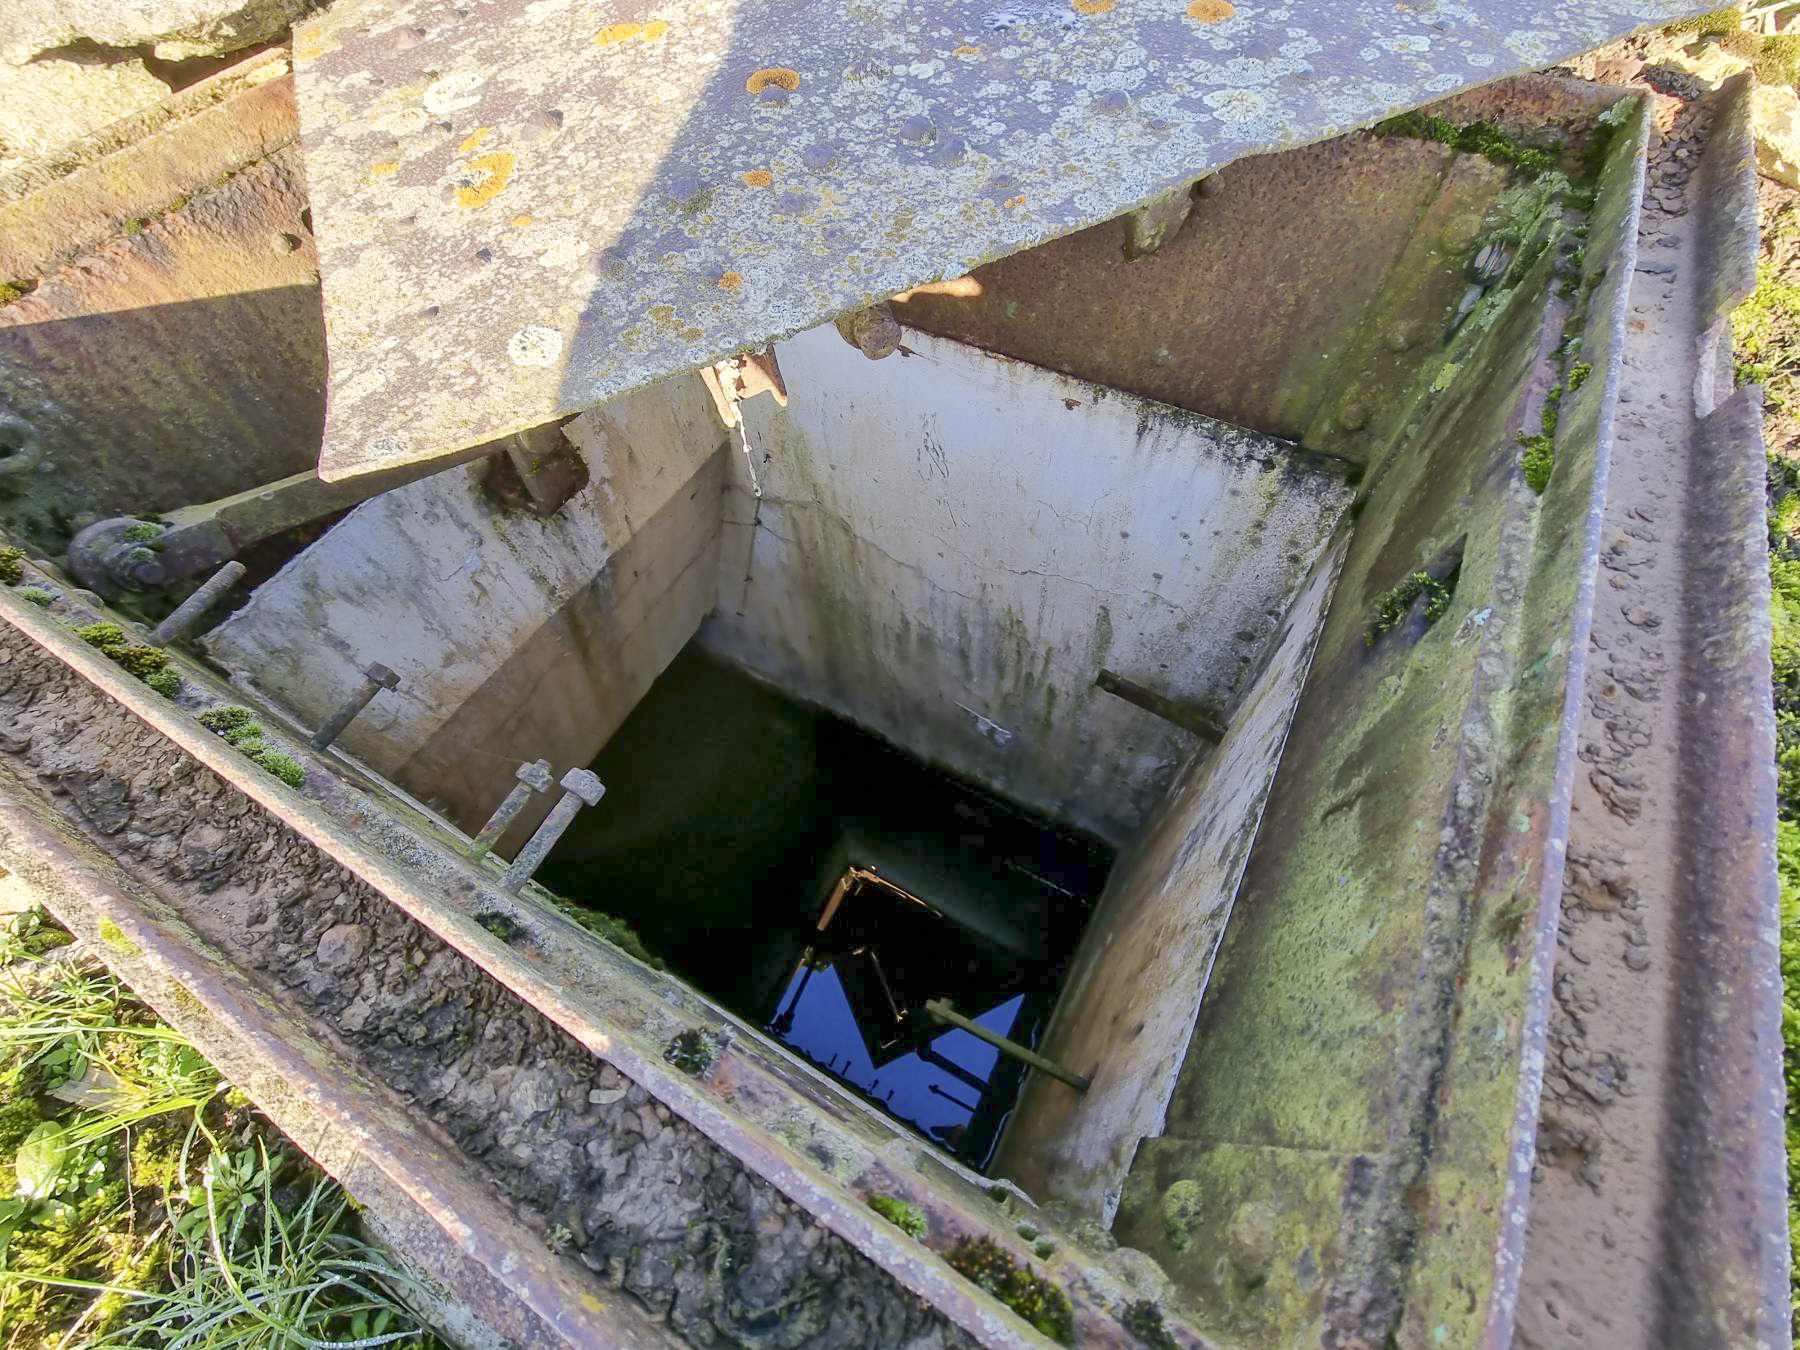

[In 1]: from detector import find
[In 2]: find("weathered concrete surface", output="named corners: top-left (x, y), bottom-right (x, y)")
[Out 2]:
top-left (287, 0), bottom-right (1712, 480)
top-left (0, 55), bottom-right (168, 168)
top-left (0, 53), bottom-right (298, 278)
top-left (992, 529), bottom-right (1348, 1221)
top-left (204, 374), bottom-right (728, 833)
top-left (4, 0), bottom-right (308, 62)
top-left (0, 65), bottom-right (320, 554)
top-left (1111, 90), bottom-right (1644, 1347)
top-left (701, 325), bottom-right (1354, 845)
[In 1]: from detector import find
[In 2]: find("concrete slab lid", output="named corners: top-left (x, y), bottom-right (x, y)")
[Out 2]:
top-left (294, 0), bottom-right (1696, 481)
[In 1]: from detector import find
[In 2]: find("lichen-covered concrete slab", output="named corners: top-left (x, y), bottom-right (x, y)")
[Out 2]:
top-left (295, 0), bottom-right (1699, 479)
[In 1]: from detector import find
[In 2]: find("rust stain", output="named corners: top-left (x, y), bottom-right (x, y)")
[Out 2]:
top-left (455, 151), bottom-right (516, 208)
top-left (1186, 0), bottom-right (1236, 19)
top-left (717, 270), bottom-right (743, 290)
top-left (1073, 0), bottom-right (1116, 12)
top-left (741, 169), bottom-right (773, 187)
top-left (745, 67), bottom-right (801, 95)
top-left (458, 127), bottom-right (491, 153)
top-left (368, 161), bottom-right (399, 179)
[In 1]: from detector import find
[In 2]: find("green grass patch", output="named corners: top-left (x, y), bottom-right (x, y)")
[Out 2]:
top-left (0, 909), bottom-right (436, 1347)
top-left (1736, 265), bottom-right (1800, 421)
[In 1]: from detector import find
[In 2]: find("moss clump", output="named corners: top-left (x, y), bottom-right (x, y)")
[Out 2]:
top-left (552, 901), bottom-right (663, 969)
top-left (1368, 570), bottom-right (1456, 644)
top-left (867, 1194), bottom-right (927, 1239)
top-left (1121, 1299), bottom-right (1179, 1350)
top-left (112, 645), bottom-right (169, 678)
top-left (1519, 380), bottom-right (1566, 495)
top-left (1520, 434), bottom-right (1556, 494)
top-left (75, 622), bottom-right (128, 652)
top-left (196, 706), bottom-right (301, 785)
top-left (945, 1237), bottom-right (1073, 1344)
top-left (119, 522), bottom-right (164, 543)
top-left (0, 280), bottom-right (35, 306)
top-left (77, 621), bottom-right (183, 691)
top-left (663, 1028), bottom-right (724, 1077)
top-left (242, 742), bottom-right (305, 788)
top-left (17, 587), bottom-right (53, 607)
top-left (1375, 111), bottom-right (1556, 176)
top-left (0, 545), bottom-right (24, 586)
top-left (198, 705), bottom-right (257, 738)
top-left (1567, 360), bottom-right (1593, 393)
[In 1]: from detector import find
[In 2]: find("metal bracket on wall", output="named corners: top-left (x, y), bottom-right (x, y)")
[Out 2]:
top-left (1094, 668), bottom-right (1227, 743)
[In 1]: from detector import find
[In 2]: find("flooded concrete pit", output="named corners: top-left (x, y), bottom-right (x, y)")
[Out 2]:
top-left (4, 66), bottom-right (1781, 1349)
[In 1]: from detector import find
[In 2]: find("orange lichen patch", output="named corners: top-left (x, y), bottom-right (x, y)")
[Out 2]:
top-left (680, 326), bottom-right (705, 341)
top-left (951, 44), bottom-right (982, 56)
top-left (595, 21), bottom-right (644, 44)
top-left (745, 67), bottom-right (801, 95)
top-left (1072, 0), bottom-right (1115, 12)
top-left (458, 127), bottom-right (491, 153)
top-left (648, 303), bottom-right (677, 327)
top-left (510, 214), bottom-right (535, 228)
top-left (1003, 195), bottom-right (1028, 209)
top-left (717, 270), bottom-right (743, 291)
top-left (455, 151), bottom-right (516, 208)
top-left (1186, 0), bottom-right (1235, 20)
top-left (367, 161), bottom-right (399, 179)
top-left (741, 169), bottom-right (774, 188)
top-left (643, 19), bottom-right (668, 38)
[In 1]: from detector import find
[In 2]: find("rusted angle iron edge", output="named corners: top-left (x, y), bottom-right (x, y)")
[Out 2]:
top-left (0, 764), bottom-right (671, 1349)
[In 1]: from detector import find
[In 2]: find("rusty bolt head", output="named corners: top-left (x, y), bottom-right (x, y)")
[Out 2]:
top-left (560, 768), bottom-right (605, 806)
top-left (837, 304), bottom-right (901, 360)
top-left (516, 759), bottom-right (554, 792)
top-left (365, 663), bottom-right (400, 690)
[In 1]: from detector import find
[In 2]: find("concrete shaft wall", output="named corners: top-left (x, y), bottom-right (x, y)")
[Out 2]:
top-left (205, 374), bottom-right (726, 835)
top-left (992, 529), bottom-right (1348, 1219)
top-left (1110, 86), bottom-right (1647, 1349)
top-left (701, 326), bottom-right (1353, 845)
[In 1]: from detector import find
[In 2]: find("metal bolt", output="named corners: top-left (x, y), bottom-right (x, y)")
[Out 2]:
top-left (148, 561), bottom-right (246, 647)
top-left (467, 759), bottom-right (553, 861)
top-left (309, 662), bottom-right (400, 751)
top-left (501, 768), bottom-right (604, 894)
top-left (834, 303), bottom-right (901, 360)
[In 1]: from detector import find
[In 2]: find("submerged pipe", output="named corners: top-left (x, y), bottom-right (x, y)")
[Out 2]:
top-left (923, 998), bottom-right (1090, 1092)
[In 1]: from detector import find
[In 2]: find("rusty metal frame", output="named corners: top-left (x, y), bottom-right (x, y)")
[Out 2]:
top-left (0, 778), bottom-right (675, 1349)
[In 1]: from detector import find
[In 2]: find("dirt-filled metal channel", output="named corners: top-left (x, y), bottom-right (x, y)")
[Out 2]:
top-left (0, 63), bottom-right (1786, 1350)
